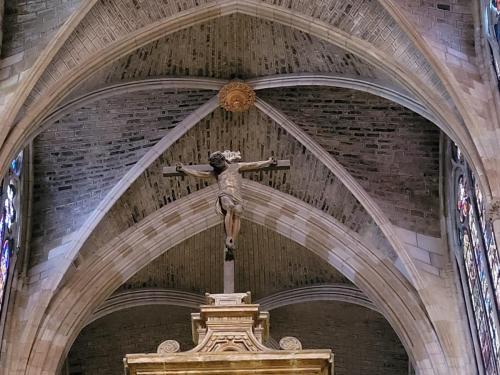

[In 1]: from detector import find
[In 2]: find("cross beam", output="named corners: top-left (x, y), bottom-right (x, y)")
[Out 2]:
top-left (163, 160), bottom-right (291, 177)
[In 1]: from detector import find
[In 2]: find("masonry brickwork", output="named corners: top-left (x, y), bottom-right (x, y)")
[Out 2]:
top-left (31, 88), bottom-right (214, 265)
top-left (72, 13), bottom-right (386, 99)
top-left (260, 86), bottom-right (441, 237)
top-left (66, 305), bottom-right (196, 375)
top-left (270, 301), bottom-right (408, 375)
top-left (1, 0), bottom-right (80, 86)
top-left (0, 1), bottom-right (491, 375)
top-left (118, 221), bottom-right (351, 300)
top-left (400, 0), bottom-right (475, 55)
top-left (22, 0), bottom-right (450, 112)
top-left (79, 107), bottom-right (384, 265)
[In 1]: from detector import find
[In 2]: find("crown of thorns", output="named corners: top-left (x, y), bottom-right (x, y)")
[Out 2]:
top-left (221, 150), bottom-right (241, 161)
top-left (209, 150), bottom-right (241, 162)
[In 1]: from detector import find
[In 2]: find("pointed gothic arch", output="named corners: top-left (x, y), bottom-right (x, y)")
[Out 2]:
top-left (7, 181), bottom-right (450, 375)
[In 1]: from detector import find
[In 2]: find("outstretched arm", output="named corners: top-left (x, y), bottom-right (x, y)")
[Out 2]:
top-left (238, 157), bottom-right (277, 172)
top-left (176, 163), bottom-right (213, 179)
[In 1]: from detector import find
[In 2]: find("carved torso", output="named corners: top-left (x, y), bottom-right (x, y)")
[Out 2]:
top-left (216, 163), bottom-right (243, 203)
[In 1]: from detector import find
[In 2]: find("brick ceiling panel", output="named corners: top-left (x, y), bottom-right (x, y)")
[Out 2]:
top-left (24, 0), bottom-right (215, 106)
top-left (81, 106), bottom-right (383, 259)
top-left (118, 221), bottom-right (351, 299)
top-left (71, 14), bottom-right (387, 98)
top-left (25, 0), bottom-right (450, 109)
top-left (67, 305), bottom-right (196, 375)
top-left (3, 0), bottom-right (81, 57)
top-left (30, 88), bottom-right (215, 266)
top-left (259, 86), bottom-right (440, 236)
top-left (398, 0), bottom-right (474, 55)
top-left (260, 0), bottom-right (449, 100)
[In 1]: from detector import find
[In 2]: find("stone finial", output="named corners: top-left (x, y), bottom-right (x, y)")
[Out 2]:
top-left (279, 336), bottom-right (303, 350)
top-left (218, 81), bottom-right (256, 112)
top-left (157, 340), bottom-right (181, 354)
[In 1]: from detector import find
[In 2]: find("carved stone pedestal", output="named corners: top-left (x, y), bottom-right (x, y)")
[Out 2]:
top-left (124, 292), bottom-right (333, 374)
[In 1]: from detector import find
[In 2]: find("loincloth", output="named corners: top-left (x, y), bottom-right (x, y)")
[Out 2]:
top-left (215, 191), bottom-right (243, 216)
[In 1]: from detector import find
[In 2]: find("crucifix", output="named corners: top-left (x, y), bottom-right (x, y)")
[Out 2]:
top-left (163, 150), bottom-right (290, 293)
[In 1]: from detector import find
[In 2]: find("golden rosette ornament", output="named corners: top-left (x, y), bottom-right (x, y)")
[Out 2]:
top-left (218, 81), bottom-right (256, 112)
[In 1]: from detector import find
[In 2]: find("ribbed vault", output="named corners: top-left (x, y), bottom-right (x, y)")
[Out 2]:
top-left (17, 79), bottom-right (467, 374)
top-left (0, 2), bottom-right (484, 200)
top-left (88, 284), bottom-right (374, 325)
top-left (79, 106), bottom-right (386, 264)
top-left (0, 1), bottom-right (491, 375)
top-left (25, 0), bottom-right (448, 106)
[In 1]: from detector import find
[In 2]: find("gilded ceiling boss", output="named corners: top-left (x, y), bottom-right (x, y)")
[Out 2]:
top-left (176, 151), bottom-right (277, 257)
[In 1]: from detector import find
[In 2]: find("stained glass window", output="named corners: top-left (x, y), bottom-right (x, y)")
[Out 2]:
top-left (0, 152), bottom-right (23, 316)
top-left (0, 241), bottom-right (11, 309)
top-left (451, 143), bottom-right (500, 374)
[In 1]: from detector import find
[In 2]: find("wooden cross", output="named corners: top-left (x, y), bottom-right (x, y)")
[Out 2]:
top-left (163, 160), bottom-right (290, 177)
top-left (163, 155), bottom-right (290, 294)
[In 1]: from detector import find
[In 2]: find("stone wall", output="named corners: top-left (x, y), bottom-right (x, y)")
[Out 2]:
top-left (400, 0), bottom-right (474, 55)
top-left (394, 225), bottom-right (446, 277)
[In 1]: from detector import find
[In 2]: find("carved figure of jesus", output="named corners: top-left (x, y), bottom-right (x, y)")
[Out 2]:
top-left (176, 151), bottom-right (277, 254)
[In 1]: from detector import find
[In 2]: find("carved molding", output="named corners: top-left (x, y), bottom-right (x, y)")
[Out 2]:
top-left (157, 340), bottom-right (180, 354)
top-left (279, 336), bottom-right (302, 351)
top-left (255, 97), bottom-right (421, 288)
top-left (24, 181), bottom-right (447, 375)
